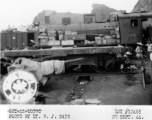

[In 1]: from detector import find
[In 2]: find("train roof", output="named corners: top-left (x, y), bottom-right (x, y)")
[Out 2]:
top-left (118, 12), bottom-right (152, 19)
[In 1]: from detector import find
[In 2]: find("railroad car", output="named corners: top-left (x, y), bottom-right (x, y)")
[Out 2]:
top-left (0, 11), bottom-right (152, 104)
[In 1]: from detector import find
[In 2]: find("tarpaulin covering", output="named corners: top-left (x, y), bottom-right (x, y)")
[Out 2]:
top-left (8, 58), bottom-right (65, 84)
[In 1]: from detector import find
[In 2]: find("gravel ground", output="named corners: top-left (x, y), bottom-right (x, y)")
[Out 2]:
top-left (0, 60), bottom-right (152, 105)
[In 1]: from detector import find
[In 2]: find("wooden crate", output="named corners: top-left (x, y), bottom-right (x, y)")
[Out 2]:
top-left (40, 38), bottom-right (48, 45)
top-left (48, 40), bottom-right (60, 46)
top-left (64, 34), bottom-right (86, 40)
top-left (61, 40), bottom-right (74, 46)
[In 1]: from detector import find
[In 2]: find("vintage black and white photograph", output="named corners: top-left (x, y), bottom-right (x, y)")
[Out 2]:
top-left (0, 0), bottom-right (152, 105)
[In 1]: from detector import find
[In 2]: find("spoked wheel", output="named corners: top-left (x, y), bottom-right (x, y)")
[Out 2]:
top-left (1, 69), bottom-right (39, 104)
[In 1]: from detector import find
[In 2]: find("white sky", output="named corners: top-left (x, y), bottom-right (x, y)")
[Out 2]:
top-left (0, 0), bottom-right (138, 30)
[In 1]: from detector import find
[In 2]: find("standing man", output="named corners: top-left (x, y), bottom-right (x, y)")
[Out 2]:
top-left (135, 42), bottom-right (143, 61)
top-left (146, 40), bottom-right (152, 59)
top-left (150, 53), bottom-right (152, 68)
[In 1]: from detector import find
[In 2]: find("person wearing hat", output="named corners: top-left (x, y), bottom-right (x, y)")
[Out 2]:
top-left (146, 40), bottom-right (152, 59)
top-left (135, 42), bottom-right (143, 60)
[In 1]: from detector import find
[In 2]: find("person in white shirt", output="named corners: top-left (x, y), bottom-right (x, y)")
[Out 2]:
top-left (146, 41), bottom-right (152, 59)
top-left (150, 53), bottom-right (152, 68)
top-left (146, 41), bottom-right (152, 51)
top-left (135, 42), bottom-right (143, 60)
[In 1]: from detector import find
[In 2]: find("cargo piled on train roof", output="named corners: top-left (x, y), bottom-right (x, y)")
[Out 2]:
top-left (0, 11), bottom-right (151, 51)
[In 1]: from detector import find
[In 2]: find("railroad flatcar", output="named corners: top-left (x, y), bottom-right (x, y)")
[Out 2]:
top-left (0, 11), bottom-right (152, 104)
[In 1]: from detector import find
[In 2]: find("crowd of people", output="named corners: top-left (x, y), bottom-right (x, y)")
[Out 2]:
top-left (135, 40), bottom-right (152, 62)
top-left (115, 40), bottom-right (152, 72)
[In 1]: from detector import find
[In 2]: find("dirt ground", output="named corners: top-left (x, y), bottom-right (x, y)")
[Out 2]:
top-left (0, 60), bottom-right (152, 105)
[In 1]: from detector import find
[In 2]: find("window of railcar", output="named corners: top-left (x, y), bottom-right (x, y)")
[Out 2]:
top-left (131, 19), bottom-right (138, 27)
